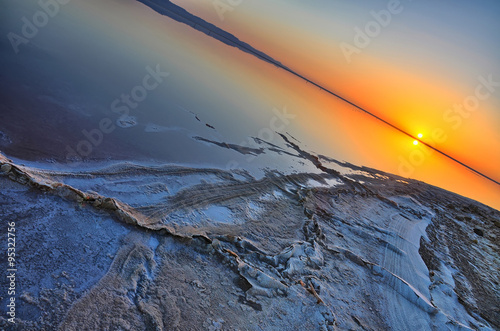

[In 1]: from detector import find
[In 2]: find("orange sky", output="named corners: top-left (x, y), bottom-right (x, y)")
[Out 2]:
top-left (170, 0), bottom-right (500, 209)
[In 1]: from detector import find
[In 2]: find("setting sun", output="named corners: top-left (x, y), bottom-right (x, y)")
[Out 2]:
top-left (418, 133), bottom-right (423, 138)
top-left (413, 140), bottom-right (419, 145)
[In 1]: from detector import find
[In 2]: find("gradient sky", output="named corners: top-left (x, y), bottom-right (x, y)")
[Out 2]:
top-left (172, 0), bottom-right (500, 207)
top-left (174, 0), bottom-right (500, 173)
top-left (1, 0), bottom-right (499, 209)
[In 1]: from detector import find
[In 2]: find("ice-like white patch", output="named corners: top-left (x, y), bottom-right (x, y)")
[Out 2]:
top-left (202, 205), bottom-right (232, 223)
top-left (317, 158), bottom-right (352, 174)
top-left (283, 183), bottom-right (296, 194)
top-left (272, 190), bottom-right (284, 198)
top-left (231, 173), bottom-right (249, 182)
top-left (247, 201), bottom-right (263, 219)
top-left (260, 191), bottom-right (284, 201)
top-left (116, 115), bottom-right (137, 128)
top-left (305, 177), bottom-right (342, 188)
top-left (147, 236), bottom-right (160, 251)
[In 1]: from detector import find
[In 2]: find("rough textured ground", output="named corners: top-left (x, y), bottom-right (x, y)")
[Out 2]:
top-left (1, 145), bottom-right (499, 330)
